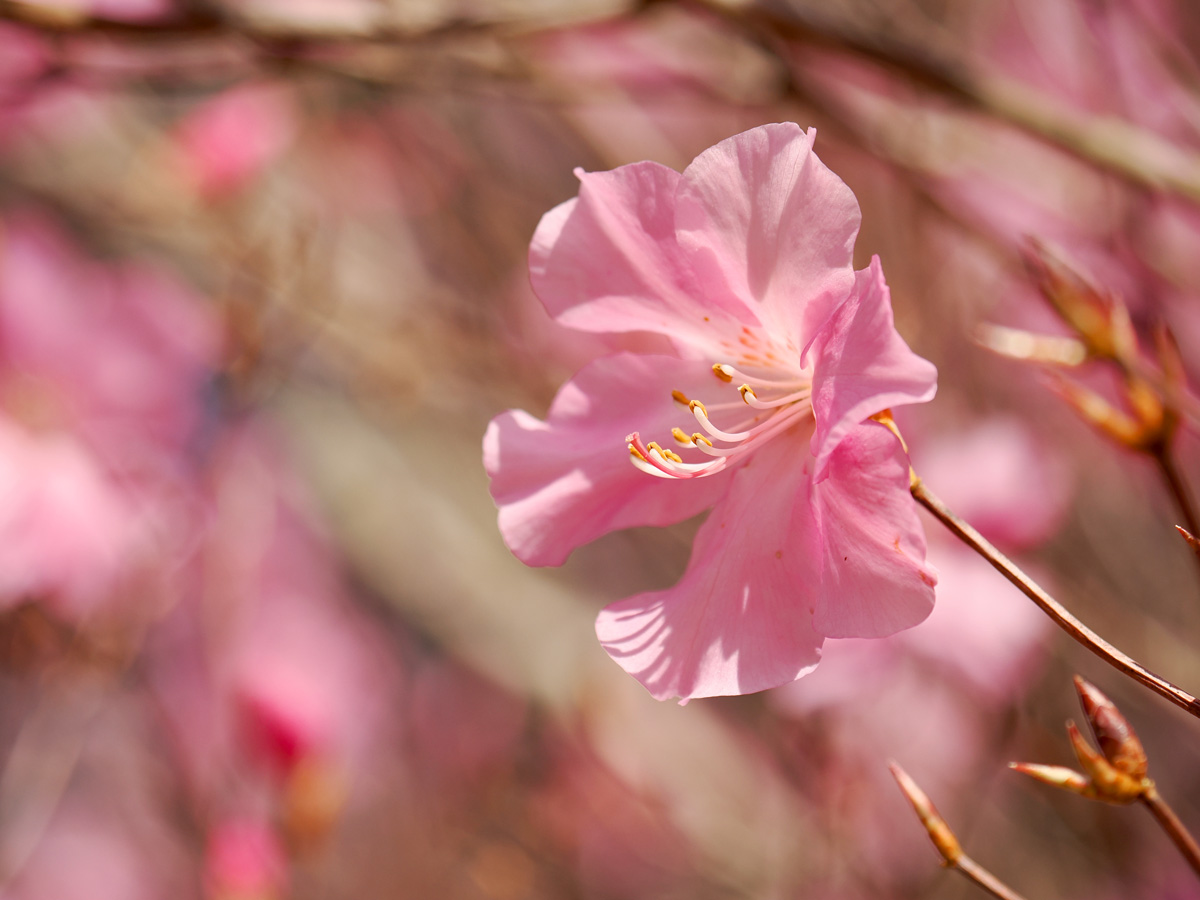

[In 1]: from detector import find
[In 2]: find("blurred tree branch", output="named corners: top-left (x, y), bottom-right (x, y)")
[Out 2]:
top-left (10, 0), bottom-right (1200, 208)
top-left (0, 0), bottom-right (529, 41)
top-left (676, 0), bottom-right (1200, 204)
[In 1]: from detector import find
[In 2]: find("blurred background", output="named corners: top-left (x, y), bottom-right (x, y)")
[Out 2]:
top-left (0, 0), bottom-right (1199, 897)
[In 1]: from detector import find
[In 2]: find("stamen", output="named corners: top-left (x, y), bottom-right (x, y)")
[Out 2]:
top-left (632, 355), bottom-right (817, 482)
top-left (691, 404), bottom-right (755, 442)
top-left (629, 444), bottom-right (677, 479)
top-left (628, 432), bottom-right (727, 479)
top-left (671, 427), bottom-right (694, 445)
top-left (715, 364), bottom-right (808, 390)
top-left (742, 387), bottom-right (812, 410)
top-left (647, 441), bottom-right (683, 464)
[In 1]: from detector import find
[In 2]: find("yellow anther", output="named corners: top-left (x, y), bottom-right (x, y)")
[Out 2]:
top-left (647, 441), bottom-right (664, 454)
top-left (671, 390), bottom-right (691, 406)
top-left (661, 449), bottom-right (683, 463)
top-left (712, 364), bottom-right (735, 383)
top-left (738, 384), bottom-right (756, 403)
top-left (671, 427), bottom-right (694, 445)
top-left (628, 443), bottom-right (648, 461)
top-left (692, 433), bottom-right (713, 447)
top-left (688, 399), bottom-right (708, 417)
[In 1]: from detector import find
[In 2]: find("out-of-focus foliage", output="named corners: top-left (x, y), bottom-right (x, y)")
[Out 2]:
top-left (0, 1), bottom-right (1198, 898)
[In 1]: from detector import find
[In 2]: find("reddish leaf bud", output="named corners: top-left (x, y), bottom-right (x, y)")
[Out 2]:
top-left (1066, 720), bottom-right (1144, 804)
top-left (1073, 676), bottom-right (1149, 781)
top-left (1008, 762), bottom-right (1093, 797)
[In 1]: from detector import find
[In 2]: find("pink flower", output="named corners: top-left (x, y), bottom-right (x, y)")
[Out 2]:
top-left (484, 124), bottom-right (938, 701)
top-left (173, 83), bottom-right (296, 199)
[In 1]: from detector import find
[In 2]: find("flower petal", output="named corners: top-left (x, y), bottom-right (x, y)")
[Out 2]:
top-left (809, 421), bottom-right (936, 638)
top-left (674, 123), bottom-right (860, 346)
top-left (595, 437), bottom-right (823, 702)
top-left (484, 353), bottom-right (735, 567)
top-left (808, 256), bottom-right (937, 479)
top-left (529, 162), bottom-right (757, 356)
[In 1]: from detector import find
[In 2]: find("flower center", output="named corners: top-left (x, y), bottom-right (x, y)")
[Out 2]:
top-left (627, 360), bottom-right (813, 480)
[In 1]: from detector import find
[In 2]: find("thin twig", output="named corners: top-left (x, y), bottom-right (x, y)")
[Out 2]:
top-left (955, 856), bottom-right (1030, 900)
top-left (890, 763), bottom-right (1031, 900)
top-left (0, 0), bottom-right (607, 42)
top-left (1142, 784), bottom-right (1200, 879)
top-left (1153, 446), bottom-right (1200, 556)
top-left (911, 477), bottom-right (1200, 718)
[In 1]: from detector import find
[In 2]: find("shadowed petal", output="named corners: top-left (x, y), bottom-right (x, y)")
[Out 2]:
top-left (808, 256), bottom-right (937, 479)
top-left (595, 437), bottom-right (823, 702)
top-left (675, 123), bottom-right (860, 346)
top-left (529, 162), bottom-right (757, 356)
top-left (484, 353), bottom-right (735, 567)
top-left (809, 421), bottom-right (936, 638)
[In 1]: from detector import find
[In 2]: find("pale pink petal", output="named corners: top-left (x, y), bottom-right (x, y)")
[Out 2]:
top-left (595, 437), bottom-right (823, 702)
top-left (808, 256), bottom-right (937, 479)
top-left (674, 123), bottom-right (860, 345)
top-left (900, 545), bottom-right (1048, 699)
top-left (485, 353), bottom-right (735, 567)
top-left (810, 420), bottom-right (935, 638)
top-left (530, 162), bottom-right (756, 355)
top-left (911, 417), bottom-right (1070, 550)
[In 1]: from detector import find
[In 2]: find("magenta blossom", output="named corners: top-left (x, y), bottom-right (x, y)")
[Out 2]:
top-left (485, 124), bottom-right (938, 701)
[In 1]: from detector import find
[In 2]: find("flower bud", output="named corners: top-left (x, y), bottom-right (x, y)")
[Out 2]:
top-left (889, 762), bottom-right (962, 865)
top-left (1008, 762), bottom-right (1093, 797)
top-left (1073, 676), bottom-right (1148, 780)
top-left (1021, 239), bottom-right (1137, 365)
top-left (1050, 375), bottom-right (1145, 448)
top-left (1066, 720), bottom-right (1144, 804)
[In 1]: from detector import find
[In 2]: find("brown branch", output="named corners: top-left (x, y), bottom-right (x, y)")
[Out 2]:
top-left (1142, 784), bottom-right (1200, 879)
top-left (680, 0), bottom-right (1200, 204)
top-left (890, 763), bottom-right (1031, 900)
top-left (955, 856), bottom-right (1030, 900)
top-left (0, 0), bottom-right (525, 42)
top-left (911, 477), bottom-right (1200, 718)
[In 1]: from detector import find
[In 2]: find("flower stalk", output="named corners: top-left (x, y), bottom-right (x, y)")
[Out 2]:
top-left (910, 477), bottom-right (1200, 718)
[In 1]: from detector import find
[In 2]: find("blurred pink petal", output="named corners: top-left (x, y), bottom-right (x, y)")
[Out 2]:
top-left (174, 83), bottom-right (297, 198)
top-left (4, 806), bottom-right (168, 900)
top-left (900, 546), bottom-right (1049, 699)
top-left (150, 427), bottom-right (397, 818)
top-left (0, 212), bottom-right (220, 454)
top-left (204, 819), bottom-right (288, 900)
top-left (0, 423), bottom-right (142, 620)
top-left (912, 417), bottom-right (1071, 550)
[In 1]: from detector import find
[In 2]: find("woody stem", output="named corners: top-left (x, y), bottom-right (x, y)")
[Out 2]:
top-left (954, 855), bottom-right (1030, 900)
top-left (911, 478), bottom-right (1200, 719)
top-left (1142, 784), bottom-right (1200, 879)
top-left (1151, 445), bottom-right (1200, 579)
